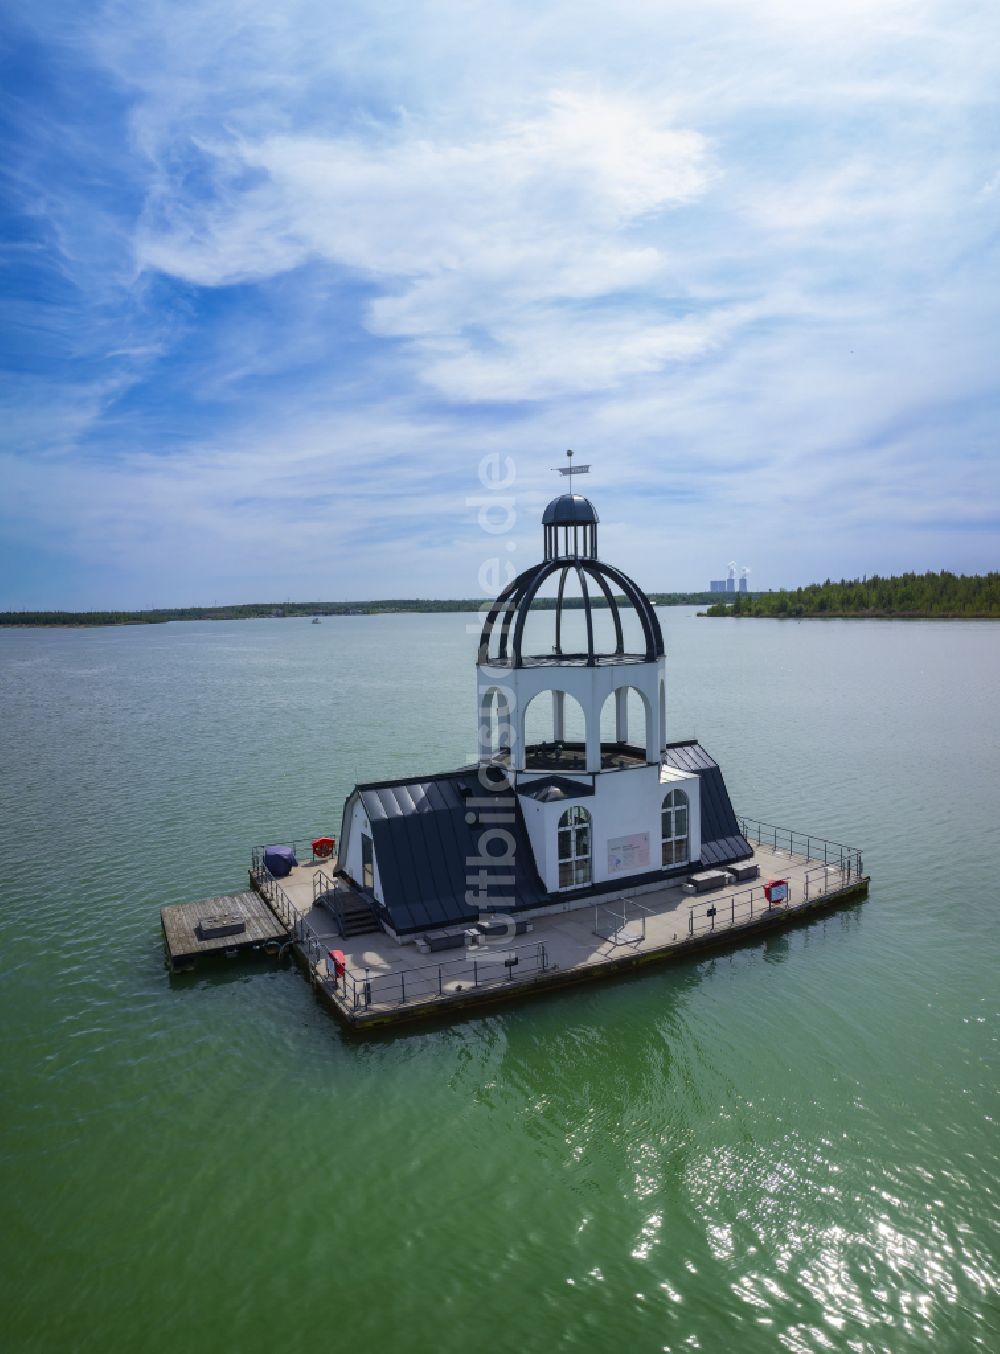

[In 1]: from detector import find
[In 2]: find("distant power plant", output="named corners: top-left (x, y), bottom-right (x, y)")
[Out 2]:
top-left (710, 563), bottom-right (751, 593)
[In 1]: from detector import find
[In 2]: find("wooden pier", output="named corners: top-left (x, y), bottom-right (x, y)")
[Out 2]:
top-left (160, 890), bottom-right (290, 972)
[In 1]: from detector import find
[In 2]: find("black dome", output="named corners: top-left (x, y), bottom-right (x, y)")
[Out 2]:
top-left (478, 556), bottom-right (664, 669)
top-left (542, 494), bottom-right (599, 526)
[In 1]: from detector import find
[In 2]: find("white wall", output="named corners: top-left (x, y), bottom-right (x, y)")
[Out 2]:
top-left (477, 657), bottom-right (666, 769)
top-left (516, 763), bottom-right (701, 894)
top-left (518, 792), bottom-right (550, 885)
top-left (342, 796), bottom-right (383, 905)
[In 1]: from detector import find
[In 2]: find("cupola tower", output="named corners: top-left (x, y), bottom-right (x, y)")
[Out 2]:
top-left (477, 486), bottom-right (666, 774)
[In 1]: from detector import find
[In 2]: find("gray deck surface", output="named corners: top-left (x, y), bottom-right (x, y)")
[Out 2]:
top-left (267, 842), bottom-right (865, 1026)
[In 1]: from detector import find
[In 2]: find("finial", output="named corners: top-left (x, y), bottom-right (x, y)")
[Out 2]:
top-left (553, 448), bottom-right (590, 492)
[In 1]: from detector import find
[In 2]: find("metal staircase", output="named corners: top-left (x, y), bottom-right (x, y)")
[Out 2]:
top-left (333, 891), bottom-right (381, 938)
top-left (314, 872), bottom-right (381, 939)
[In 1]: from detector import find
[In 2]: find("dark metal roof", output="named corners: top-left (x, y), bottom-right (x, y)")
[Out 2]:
top-left (542, 494), bottom-right (599, 526)
top-left (348, 769), bottom-right (547, 934)
top-left (340, 743), bottom-right (749, 934)
top-left (518, 776), bottom-right (595, 802)
top-left (662, 741), bottom-right (752, 867)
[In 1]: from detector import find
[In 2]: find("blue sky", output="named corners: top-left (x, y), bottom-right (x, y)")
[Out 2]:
top-left (1, 0), bottom-right (998, 608)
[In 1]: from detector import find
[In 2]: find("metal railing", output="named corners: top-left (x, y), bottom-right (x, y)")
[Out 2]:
top-left (320, 941), bottom-right (550, 1011)
top-left (686, 858), bottom-right (858, 939)
top-left (249, 855), bottom-right (302, 932)
top-left (736, 815), bottom-right (863, 880)
top-left (312, 866), bottom-right (336, 901)
top-left (593, 899), bottom-right (652, 944)
top-left (294, 909), bottom-right (335, 983)
top-left (252, 835), bottom-right (339, 867)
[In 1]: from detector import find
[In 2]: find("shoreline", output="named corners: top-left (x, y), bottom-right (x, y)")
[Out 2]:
top-left (698, 610), bottom-right (999, 621)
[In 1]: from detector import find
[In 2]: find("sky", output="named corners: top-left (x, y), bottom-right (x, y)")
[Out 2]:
top-left (1, 0), bottom-right (998, 609)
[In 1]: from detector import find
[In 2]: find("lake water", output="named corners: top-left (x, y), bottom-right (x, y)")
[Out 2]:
top-left (1, 609), bottom-right (997, 1353)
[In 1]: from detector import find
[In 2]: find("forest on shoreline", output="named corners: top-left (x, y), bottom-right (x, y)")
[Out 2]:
top-left (6, 573), bottom-right (997, 627)
top-left (702, 571), bottom-right (999, 619)
top-left (0, 592), bottom-right (719, 628)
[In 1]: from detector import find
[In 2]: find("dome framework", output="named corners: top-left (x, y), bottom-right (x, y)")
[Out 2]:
top-left (478, 557), bottom-right (664, 668)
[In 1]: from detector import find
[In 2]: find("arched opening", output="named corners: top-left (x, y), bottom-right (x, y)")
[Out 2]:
top-left (598, 685), bottom-right (651, 768)
top-left (522, 689), bottom-right (587, 771)
top-left (661, 789), bottom-right (689, 867)
top-left (479, 686), bottom-right (514, 762)
top-left (558, 805), bottom-right (592, 888)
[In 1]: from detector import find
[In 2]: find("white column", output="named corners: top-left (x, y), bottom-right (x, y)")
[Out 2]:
top-left (585, 706), bottom-right (602, 772)
top-left (615, 687), bottom-right (628, 742)
top-left (514, 699), bottom-right (527, 771)
top-left (645, 695), bottom-right (659, 763)
top-left (478, 690), bottom-right (493, 763)
top-left (552, 690), bottom-right (565, 742)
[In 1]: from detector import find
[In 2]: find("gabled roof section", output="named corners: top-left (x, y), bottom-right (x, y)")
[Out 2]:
top-left (355, 768), bottom-right (547, 934)
top-left (663, 740), bottom-right (752, 868)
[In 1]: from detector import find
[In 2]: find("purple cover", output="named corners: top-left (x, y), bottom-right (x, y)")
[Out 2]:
top-left (263, 845), bottom-right (297, 878)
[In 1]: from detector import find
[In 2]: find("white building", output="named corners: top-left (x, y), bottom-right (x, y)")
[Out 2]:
top-left (338, 491), bottom-right (750, 939)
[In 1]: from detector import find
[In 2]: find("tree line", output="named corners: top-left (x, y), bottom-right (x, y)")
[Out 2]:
top-left (703, 571), bottom-right (1000, 619)
top-left (0, 592), bottom-right (722, 627)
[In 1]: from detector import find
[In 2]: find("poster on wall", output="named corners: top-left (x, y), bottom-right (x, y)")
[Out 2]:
top-left (607, 832), bottom-right (650, 874)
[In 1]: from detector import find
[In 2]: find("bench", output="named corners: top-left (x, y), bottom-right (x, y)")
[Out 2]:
top-left (422, 929), bottom-right (467, 953)
top-left (477, 917), bottom-right (533, 938)
top-left (727, 862), bottom-right (760, 884)
top-left (688, 869), bottom-right (730, 893)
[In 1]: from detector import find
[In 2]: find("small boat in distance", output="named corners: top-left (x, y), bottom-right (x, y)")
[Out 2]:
top-left (312, 616), bottom-right (321, 624)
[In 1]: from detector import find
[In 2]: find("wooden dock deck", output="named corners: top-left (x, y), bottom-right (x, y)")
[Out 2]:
top-left (160, 890), bottom-right (290, 971)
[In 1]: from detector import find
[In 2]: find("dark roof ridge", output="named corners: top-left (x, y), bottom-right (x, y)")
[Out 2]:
top-left (352, 763), bottom-right (511, 795)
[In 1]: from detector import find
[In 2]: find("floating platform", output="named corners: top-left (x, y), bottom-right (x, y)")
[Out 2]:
top-left (160, 890), bottom-right (290, 972)
top-left (245, 821), bottom-right (869, 1034)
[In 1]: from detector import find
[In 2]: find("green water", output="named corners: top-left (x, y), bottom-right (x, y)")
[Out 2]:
top-left (2, 611), bottom-right (997, 1353)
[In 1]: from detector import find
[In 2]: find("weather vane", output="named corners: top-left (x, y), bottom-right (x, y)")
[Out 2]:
top-left (554, 448), bottom-right (590, 492)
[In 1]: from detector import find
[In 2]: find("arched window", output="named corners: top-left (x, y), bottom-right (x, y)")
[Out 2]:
top-left (558, 806), bottom-right (592, 888)
top-left (661, 789), bottom-right (689, 867)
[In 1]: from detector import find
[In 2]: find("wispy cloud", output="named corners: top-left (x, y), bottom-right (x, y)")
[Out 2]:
top-left (1, 0), bottom-right (998, 605)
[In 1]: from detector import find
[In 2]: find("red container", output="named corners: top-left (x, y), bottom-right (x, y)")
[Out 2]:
top-left (328, 948), bottom-right (346, 979)
top-left (312, 835), bottom-right (336, 859)
top-left (765, 878), bottom-right (789, 905)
